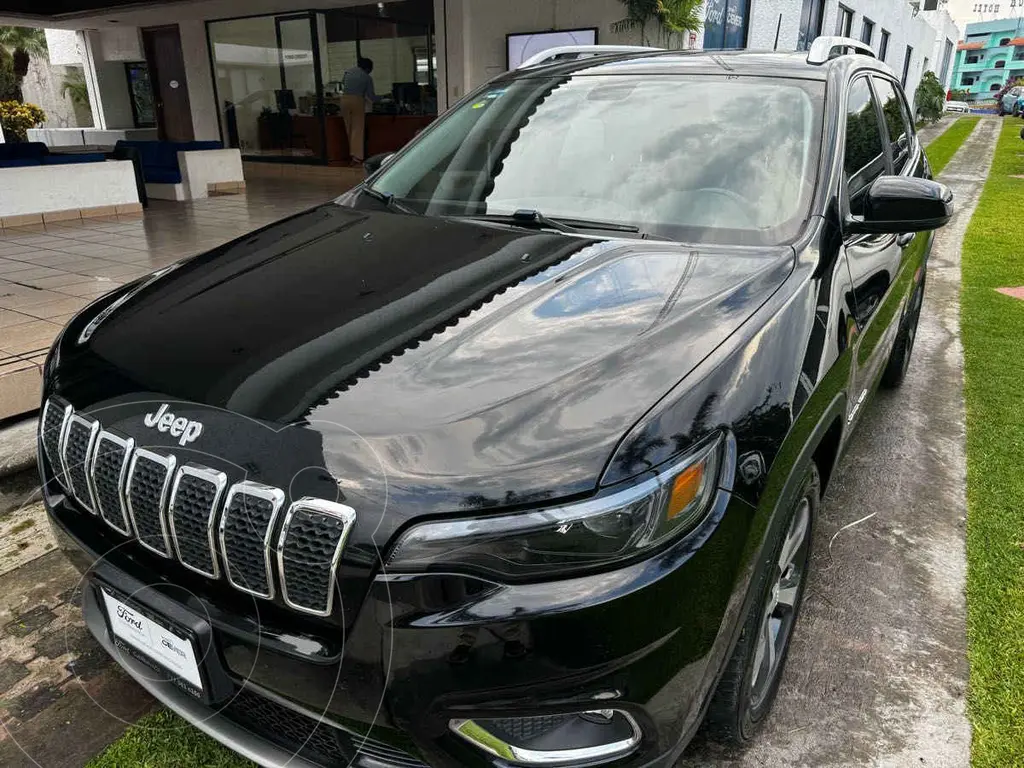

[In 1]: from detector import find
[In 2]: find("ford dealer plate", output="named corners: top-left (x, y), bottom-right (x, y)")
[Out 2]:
top-left (101, 589), bottom-right (203, 693)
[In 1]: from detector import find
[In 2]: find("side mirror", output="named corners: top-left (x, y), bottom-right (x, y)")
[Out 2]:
top-left (363, 152), bottom-right (394, 175)
top-left (847, 176), bottom-right (954, 235)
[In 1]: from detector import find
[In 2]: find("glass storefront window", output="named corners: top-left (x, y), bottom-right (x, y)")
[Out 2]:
top-left (209, 13), bottom-right (323, 161)
top-left (321, 3), bottom-right (436, 113)
top-left (208, 1), bottom-right (437, 165)
top-left (703, 0), bottom-right (751, 48)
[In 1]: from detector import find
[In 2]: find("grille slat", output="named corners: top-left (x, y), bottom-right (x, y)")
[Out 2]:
top-left (222, 686), bottom-right (426, 768)
top-left (277, 499), bottom-right (356, 617)
top-left (41, 397), bottom-right (71, 487)
top-left (223, 687), bottom-right (344, 766)
top-left (41, 398), bottom-right (358, 616)
top-left (90, 431), bottom-right (134, 535)
top-left (170, 465), bottom-right (227, 579)
top-left (219, 482), bottom-right (285, 599)
top-left (127, 449), bottom-right (176, 558)
top-left (62, 414), bottom-right (100, 513)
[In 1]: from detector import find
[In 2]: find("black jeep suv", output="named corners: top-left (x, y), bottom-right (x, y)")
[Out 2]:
top-left (40, 38), bottom-right (952, 768)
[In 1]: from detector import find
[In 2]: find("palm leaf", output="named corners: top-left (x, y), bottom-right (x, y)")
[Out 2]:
top-left (660, 0), bottom-right (704, 33)
top-left (62, 67), bottom-right (89, 107)
top-left (0, 26), bottom-right (47, 58)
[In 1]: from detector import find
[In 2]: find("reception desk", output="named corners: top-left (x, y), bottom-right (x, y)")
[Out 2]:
top-left (255, 112), bottom-right (435, 164)
top-left (257, 114), bottom-right (350, 163)
top-left (365, 114), bottom-right (435, 157)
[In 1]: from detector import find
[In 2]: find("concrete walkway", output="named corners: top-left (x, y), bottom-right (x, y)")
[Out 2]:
top-left (681, 118), bottom-right (1000, 766)
top-left (916, 115), bottom-right (958, 147)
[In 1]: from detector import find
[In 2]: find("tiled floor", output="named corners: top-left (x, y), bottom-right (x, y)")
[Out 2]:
top-left (0, 172), bottom-right (361, 420)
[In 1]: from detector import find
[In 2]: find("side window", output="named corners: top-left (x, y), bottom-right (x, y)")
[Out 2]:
top-left (872, 77), bottom-right (915, 173)
top-left (843, 77), bottom-right (886, 215)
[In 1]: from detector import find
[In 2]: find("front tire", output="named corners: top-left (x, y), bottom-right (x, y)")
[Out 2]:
top-left (704, 464), bottom-right (819, 745)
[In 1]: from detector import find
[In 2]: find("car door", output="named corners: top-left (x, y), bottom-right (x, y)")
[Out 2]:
top-left (839, 75), bottom-right (906, 426)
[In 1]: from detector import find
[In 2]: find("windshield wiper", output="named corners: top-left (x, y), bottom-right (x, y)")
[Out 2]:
top-left (362, 186), bottom-right (418, 215)
top-left (459, 209), bottom-right (642, 235)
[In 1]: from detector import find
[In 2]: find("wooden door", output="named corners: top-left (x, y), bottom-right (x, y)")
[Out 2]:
top-left (142, 26), bottom-right (194, 142)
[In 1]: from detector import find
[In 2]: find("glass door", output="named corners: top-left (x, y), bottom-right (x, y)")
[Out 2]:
top-left (209, 12), bottom-right (325, 162)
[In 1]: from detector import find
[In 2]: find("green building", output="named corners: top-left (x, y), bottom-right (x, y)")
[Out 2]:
top-left (951, 17), bottom-right (1024, 102)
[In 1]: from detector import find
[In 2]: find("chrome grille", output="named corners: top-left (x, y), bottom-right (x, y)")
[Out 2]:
top-left (219, 482), bottom-right (285, 599)
top-left (127, 448), bottom-right (176, 558)
top-left (40, 397), bottom-right (71, 485)
top-left (169, 465), bottom-right (227, 579)
top-left (277, 499), bottom-right (356, 617)
top-left (90, 431), bottom-right (134, 535)
top-left (62, 413), bottom-right (100, 513)
top-left (40, 397), bottom-right (356, 616)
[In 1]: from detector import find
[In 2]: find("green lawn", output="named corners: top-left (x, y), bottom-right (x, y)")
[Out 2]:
top-left (961, 119), bottom-right (1024, 766)
top-left (87, 710), bottom-right (252, 768)
top-left (924, 116), bottom-right (982, 175)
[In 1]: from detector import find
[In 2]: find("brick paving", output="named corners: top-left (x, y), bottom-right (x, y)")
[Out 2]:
top-left (0, 171), bottom-right (361, 420)
top-left (0, 548), bottom-right (155, 768)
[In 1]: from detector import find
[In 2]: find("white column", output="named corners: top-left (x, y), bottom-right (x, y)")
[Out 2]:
top-left (179, 21), bottom-right (221, 141)
top-left (79, 30), bottom-right (107, 130)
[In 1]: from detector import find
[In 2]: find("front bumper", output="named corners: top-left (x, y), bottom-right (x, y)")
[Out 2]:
top-left (47, 477), bottom-right (756, 768)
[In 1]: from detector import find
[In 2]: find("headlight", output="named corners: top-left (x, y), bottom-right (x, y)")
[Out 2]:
top-left (386, 434), bottom-right (723, 580)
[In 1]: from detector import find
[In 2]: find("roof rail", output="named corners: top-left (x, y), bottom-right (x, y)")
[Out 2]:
top-left (517, 45), bottom-right (662, 70)
top-left (807, 36), bottom-right (877, 65)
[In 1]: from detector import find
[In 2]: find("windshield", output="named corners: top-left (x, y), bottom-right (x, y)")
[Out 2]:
top-left (367, 74), bottom-right (824, 245)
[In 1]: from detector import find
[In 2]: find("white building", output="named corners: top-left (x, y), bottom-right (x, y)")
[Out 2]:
top-left (1, 0), bottom-right (960, 162)
top-left (747, 0), bottom-right (960, 97)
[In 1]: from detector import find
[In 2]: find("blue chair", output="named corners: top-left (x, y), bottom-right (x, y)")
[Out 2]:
top-left (114, 140), bottom-right (225, 185)
top-left (0, 142), bottom-right (48, 167)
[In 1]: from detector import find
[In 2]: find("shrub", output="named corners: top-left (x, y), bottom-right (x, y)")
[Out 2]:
top-left (915, 72), bottom-right (946, 123)
top-left (0, 100), bottom-right (45, 141)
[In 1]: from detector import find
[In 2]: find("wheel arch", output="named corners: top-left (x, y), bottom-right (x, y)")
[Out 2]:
top-left (688, 390), bottom-right (848, 746)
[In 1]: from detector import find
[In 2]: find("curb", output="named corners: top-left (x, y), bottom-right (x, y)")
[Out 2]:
top-left (0, 417), bottom-right (38, 480)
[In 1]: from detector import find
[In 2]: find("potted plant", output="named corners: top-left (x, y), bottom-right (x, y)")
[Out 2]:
top-left (0, 100), bottom-right (45, 141)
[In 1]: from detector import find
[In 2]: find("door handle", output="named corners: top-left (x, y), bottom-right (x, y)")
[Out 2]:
top-left (896, 232), bottom-right (915, 248)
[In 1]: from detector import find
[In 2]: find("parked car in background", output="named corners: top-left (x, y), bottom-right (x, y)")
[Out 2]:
top-left (40, 36), bottom-right (953, 768)
top-left (944, 100), bottom-right (971, 114)
top-left (999, 86), bottom-right (1023, 116)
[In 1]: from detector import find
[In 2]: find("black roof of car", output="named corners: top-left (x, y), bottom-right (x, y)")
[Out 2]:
top-left (500, 48), bottom-right (895, 83)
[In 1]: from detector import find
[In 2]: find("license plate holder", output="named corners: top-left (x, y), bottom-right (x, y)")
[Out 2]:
top-left (94, 581), bottom-right (233, 705)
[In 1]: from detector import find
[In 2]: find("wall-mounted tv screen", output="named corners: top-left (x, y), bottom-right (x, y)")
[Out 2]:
top-left (506, 28), bottom-right (598, 69)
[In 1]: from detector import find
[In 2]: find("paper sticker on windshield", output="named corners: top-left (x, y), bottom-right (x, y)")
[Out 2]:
top-left (472, 101), bottom-right (487, 109)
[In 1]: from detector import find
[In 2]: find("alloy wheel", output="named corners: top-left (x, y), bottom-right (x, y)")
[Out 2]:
top-left (749, 497), bottom-right (811, 709)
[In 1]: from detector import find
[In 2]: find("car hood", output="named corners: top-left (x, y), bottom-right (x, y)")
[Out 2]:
top-left (56, 203), bottom-right (793, 522)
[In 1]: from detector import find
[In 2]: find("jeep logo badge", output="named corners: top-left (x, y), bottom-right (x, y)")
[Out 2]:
top-left (143, 403), bottom-right (203, 446)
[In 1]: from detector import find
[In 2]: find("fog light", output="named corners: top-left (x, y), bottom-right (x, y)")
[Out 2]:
top-left (449, 710), bottom-right (641, 765)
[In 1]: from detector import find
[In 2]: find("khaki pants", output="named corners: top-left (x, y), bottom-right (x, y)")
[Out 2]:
top-left (341, 95), bottom-right (366, 161)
